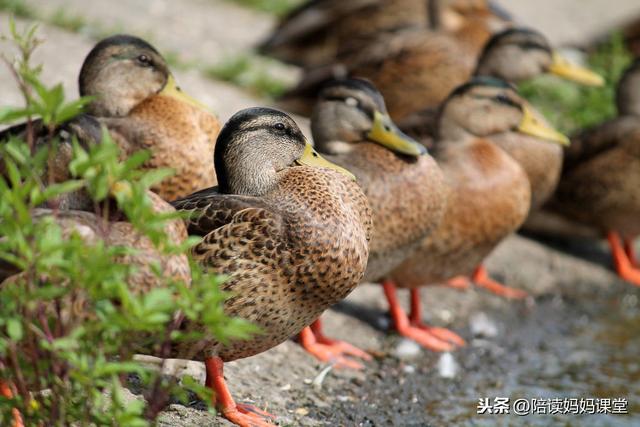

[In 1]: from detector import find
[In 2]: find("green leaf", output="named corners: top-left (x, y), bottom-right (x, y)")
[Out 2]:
top-left (6, 318), bottom-right (23, 340)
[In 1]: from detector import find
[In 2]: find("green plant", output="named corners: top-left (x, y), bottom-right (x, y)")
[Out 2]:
top-left (206, 53), bottom-right (291, 98)
top-left (225, 0), bottom-right (303, 16)
top-left (519, 33), bottom-right (633, 134)
top-left (48, 8), bottom-right (88, 33)
top-left (0, 20), bottom-right (256, 426)
top-left (0, 0), bottom-right (34, 19)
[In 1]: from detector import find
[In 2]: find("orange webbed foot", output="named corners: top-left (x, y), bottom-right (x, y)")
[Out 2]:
top-left (310, 319), bottom-right (372, 361)
top-left (610, 232), bottom-right (640, 287)
top-left (396, 321), bottom-right (458, 352)
top-left (223, 406), bottom-right (276, 427)
top-left (408, 288), bottom-right (466, 348)
top-left (410, 321), bottom-right (467, 347)
top-left (472, 265), bottom-right (529, 299)
top-left (383, 282), bottom-right (459, 352)
top-left (298, 326), bottom-right (365, 370)
top-left (205, 357), bottom-right (277, 427)
top-left (223, 403), bottom-right (276, 427)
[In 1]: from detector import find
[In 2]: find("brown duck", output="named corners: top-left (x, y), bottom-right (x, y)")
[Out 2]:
top-left (1, 34), bottom-right (221, 202)
top-left (549, 59), bottom-right (640, 286)
top-left (385, 78), bottom-right (569, 349)
top-left (281, 27), bottom-right (603, 120)
top-left (260, 0), bottom-right (508, 68)
top-left (297, 78), bottom-right (451, 364)
top-left (171, 107), bottom-right (372, 426)
top-left (0, 137), bottom-right (190, 427)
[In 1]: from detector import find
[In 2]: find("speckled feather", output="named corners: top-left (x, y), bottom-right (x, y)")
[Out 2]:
top-left (171, 166), bottom-right (372, 362)
top-left (1, 191), bottom-right (190, 319)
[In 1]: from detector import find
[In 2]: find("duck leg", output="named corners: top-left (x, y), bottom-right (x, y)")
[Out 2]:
top-left (298, 322), bottom-right (369, 370)
top-left (408, 289), bottom-right (466, 347)
top-left (608, 232), bottom-right (640, 286)
top-left (205, 357), bottom-right (276, 427)
top-left (382, 281), bottom-right (455, 352)
top-left (624, 237), bottom-right (638, 268)
top-left (471, 265), bottom-right (528, 299)
top-left (311, 318), bottom-right (372, 361)
top-left (0, 380), bottom-right (23, 427)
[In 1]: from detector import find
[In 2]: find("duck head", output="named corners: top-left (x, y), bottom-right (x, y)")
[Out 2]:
top-left (437, 76), bottom-right (569, 145)
top-left (475, 28), bottom-right (604, 86)
top-left (215, 107), bottom-right (354, 196)
top-left (311, 78), bottom-right (426, 156)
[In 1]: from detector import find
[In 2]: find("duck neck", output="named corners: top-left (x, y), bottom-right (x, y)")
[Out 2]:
top-left (215, 148), bottom-right (278, 197)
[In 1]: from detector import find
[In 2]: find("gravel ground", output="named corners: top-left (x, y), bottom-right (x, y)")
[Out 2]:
top-left (1, 1), bottom-right (640, 426)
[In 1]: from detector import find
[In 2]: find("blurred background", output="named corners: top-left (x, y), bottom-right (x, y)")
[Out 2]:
top-left (2, 0), bottom-right (640, 130)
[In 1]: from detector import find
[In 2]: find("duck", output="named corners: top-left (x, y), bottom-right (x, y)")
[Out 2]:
top-left (385, 78), bottom-right (569, 348)
top-left (296, 78), bottom-right (452, 363)
top-left (259, 0), bottom-right (509, 69)
top-left (0, 137), bottom-right (190, 427)
top-left (259, 0), bottom-right (433, 68)
top-left (396, 28), bottom-right (603, 211)
top-left (548, 58), bottom-right (640, 286)
top-left (280, 27), bottom-right (604, 120)
top-left (170, 107), bottom-right (372, 426)
top-left (1, 34), bottom-right (221, 202)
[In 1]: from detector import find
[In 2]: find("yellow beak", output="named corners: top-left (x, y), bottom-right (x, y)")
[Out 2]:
top-left (296, 142), bottom-right (356, 180)
top-left (367, 111), bottom-right (427, 157)
top-left (160, 74), bottom-right (212, 111)
top-left (547, 52), bottom-right (604, 87)
top-left (518, 105), bottom-right (570, 146)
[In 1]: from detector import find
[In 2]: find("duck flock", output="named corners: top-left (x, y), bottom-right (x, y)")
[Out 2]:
top-left (1, 0), bottom-right (640, 426)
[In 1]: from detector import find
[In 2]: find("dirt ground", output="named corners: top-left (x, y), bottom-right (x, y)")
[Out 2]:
top-left (139, 233), bottom-right (639, 427)
top-left (1, 1), bottom-right (640, 426)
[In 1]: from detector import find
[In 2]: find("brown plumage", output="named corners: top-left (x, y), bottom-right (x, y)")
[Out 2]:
top-left (547, 60), bottom-right (640, 286)
top-left (169, 107), bottom-right (372, 426)
top-left (490, 112), bottom-right (564, 209)
top-left (383, 78), bottom-right (568, 350)
top-left (260, 0), bottom-right (507, 69)
top-left (80, 35), bottom-right (220, 201)
top-left (295, 78), bottom-right (447, 366)
top-left (33, 191), bottom-right (190, 291)
top-left (390, 79), bottom-right (535, 287)
top-left (259, 0), bottom-right (433, 68)
top-left (170, 107), bottom-right (371, 360)
top-left (1, 35), bottom-right (221, 202)
top-left (310, 79), bottom-right (446, 283)
top-left (282, 27), bottom-right (603, 121)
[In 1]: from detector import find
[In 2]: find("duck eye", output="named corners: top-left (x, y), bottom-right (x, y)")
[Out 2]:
top-left (136, 54), bottom-right (152, 66)
top-left (345, 97), bottom-right (358, 107)
top-left (274, 122), bottom-right (285, 131)
top-left (494, 94), bottom-right (517, 108)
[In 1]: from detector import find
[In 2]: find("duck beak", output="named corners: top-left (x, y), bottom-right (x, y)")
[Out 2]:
top-left (296, 142), bottom-right (356, 180)
top-left (518, 105), bottom-right (570, 146)
top-left (547, 52), bottom-right (604, 87)
top-left (160, 74), bottom-right (212, 111)
top-left (367, 111), bottom-right (427, 157)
